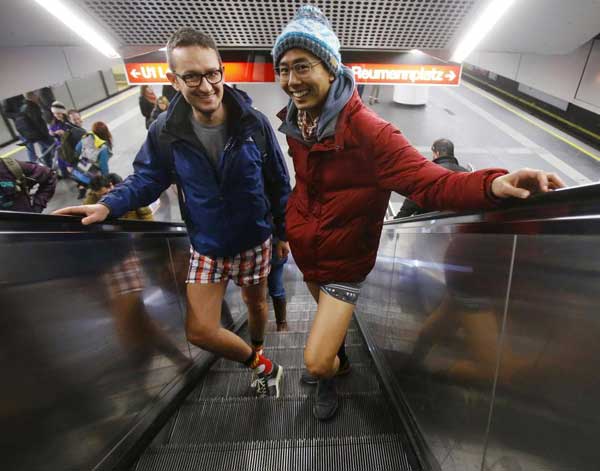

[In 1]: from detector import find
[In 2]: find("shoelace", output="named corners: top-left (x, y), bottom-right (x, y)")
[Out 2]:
top-left (255, 377), bottom-right (268, 396)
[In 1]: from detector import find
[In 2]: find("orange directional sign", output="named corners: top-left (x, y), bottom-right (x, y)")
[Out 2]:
top-left (349, 64), bottom-right (461, 85)
top-left (125, 63), bottom-right (169, 83)
top-left (124, 51), bottom-right (461, 86)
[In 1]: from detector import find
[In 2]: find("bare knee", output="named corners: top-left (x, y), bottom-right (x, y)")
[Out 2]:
top-left (241, 285), bottom-right (267, 311)
top-left (304, 349), bottom-right (335, 378)
top-left (186, 320), bottom-right (217, 348)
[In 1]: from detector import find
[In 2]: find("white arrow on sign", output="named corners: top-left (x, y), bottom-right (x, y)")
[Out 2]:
top-left (444, 70), bottom-right (456, 81)
top-left (131, 69), bottom-right (140, 78)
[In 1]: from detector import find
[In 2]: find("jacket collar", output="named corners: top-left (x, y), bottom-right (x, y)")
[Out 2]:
top-left (162, 85), bottom-right (259, 147)
top-left (277, 88), bottom-right (364, 152)
top-left (433, 155), bottom-right (459, 166)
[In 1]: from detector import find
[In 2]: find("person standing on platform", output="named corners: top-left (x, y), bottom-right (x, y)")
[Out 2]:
top-left (271, 5), bottom-right (565, 420)
top-left (139, 85), bottom-right (157, 129)
top-left (53, 27), bottom-right (291, 398)
top-left (12, 92), bottom-right (54, 164)
top-left (395, 138), bottom-right (470, 218)
top-left (148, 95), bottom-right (170, 127)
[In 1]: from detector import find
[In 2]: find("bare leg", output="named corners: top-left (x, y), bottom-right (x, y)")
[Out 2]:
top-left (304, 287), bottom-right (354, 379)
top-left (186, 281), bottom-right (252, 363)
top-left (242, 279), bottom-right (269, 347)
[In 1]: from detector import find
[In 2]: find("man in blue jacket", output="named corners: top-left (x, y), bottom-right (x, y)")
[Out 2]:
top-left (54, 28), bottom-right (291, 397)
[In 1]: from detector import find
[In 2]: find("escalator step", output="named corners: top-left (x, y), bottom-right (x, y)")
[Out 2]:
top-left (168, 393), bottom-right (401, 444)
top-left (191, 366), bottom-right (381, 399)
top-left (265, 319), bottom-right (358, 332)
top-left (135, 434), bottom-right (416, 471)
top-left (212, 345), bottom-right (373, 371)
top-left (261, 330), bottom-right (363, 348)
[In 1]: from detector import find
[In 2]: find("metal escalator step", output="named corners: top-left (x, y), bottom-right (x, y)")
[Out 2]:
top-left (212, 345), bottom-right (373, 371)
top-left (168, 393), bottom-right (400, 444)
top-left (135, 434), bottom-right (416, 471)
top-left (261, 330), bottom-right (363, 348)
top-left (191, 366), bottom-right (381, 399)
top-left (265, 319), bottom-right (358, 332)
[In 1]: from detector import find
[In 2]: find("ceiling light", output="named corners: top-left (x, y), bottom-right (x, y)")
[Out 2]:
top-left (451, 0), bottom-right (516, 63)
top-left (34, 0), bottom-right (120, 58)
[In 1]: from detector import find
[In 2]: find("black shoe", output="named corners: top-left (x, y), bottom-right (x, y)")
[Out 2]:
top-left (313, 377), bottom-right (338, 421)
top-left (77, 188), bottom-right (87, 200)
top-left (254, 362), bottom-right (283, 398)
top-left (301, 358), bottom-right (351, 385)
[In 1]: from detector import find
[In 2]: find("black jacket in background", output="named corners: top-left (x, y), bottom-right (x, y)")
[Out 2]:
top-left (395, 155), bottom-right (470, 218)
top-left (13, 100), bottom-right (51, 142)
top-left (139, 96), bottom-right (155, 129)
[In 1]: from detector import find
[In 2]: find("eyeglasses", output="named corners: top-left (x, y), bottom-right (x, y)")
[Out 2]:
top-left (174, 68), bottom-right (223, 87)
top-left (274, 61), bottom-right (322, 80)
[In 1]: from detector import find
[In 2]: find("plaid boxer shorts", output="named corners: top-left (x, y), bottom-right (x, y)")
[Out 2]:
top-left (187, 238), bottom-right (271, 286)
top-left (104, 254), bottom-right (144, 298)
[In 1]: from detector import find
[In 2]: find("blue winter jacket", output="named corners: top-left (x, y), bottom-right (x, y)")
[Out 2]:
top-left (101, 85), bottom-right (291, 257)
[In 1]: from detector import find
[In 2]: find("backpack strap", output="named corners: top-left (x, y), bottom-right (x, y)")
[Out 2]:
top-left (153, 115), bottom-right (190, 224)
top-left (1, 156), bottom-right (27, 193)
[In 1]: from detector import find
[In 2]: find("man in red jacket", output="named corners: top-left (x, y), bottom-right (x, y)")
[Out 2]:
top-left (272, 5), bottom-right (565, 420)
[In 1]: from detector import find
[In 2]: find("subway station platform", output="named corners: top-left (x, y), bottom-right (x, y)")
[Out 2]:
top-left (2, 80), bottom-right (599, 219)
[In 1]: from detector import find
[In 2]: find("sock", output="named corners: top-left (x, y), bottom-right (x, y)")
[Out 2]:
top-left (337, 335), bottom-right (348, 365)
top-left (251, 338), bottom-right (264, 356)
top-left (244, 351), bottom-right (273, 376)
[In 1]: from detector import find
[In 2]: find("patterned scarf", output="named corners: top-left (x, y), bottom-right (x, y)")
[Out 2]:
top-left (297, 110), bottom-right (320, 142)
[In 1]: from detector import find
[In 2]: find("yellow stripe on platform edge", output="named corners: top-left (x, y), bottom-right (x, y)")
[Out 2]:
top-left (0, 87), bottom-right (139, 159)
top-left (462, 76), bottom-right (600, 163)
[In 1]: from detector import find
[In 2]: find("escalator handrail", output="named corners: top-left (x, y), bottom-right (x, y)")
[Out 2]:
top-left (387, 181), bottom-right (600, 228)
top-left (0, 210), bottom-right (187, 234)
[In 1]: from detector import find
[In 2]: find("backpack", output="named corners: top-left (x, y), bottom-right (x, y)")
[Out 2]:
top-left (0, 157), bottom-right (29, 209)
top-left (79, 133), bottom-right (103, 164)
top-left (60, 126), bottom-right (87, 165)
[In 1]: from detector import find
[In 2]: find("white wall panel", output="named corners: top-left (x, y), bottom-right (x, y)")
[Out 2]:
top-left (63, 47), bottom-right (121, 79)
top-left (516, 43), bottom-right (592, 103)
top-left (0, 47), bottom-right (71, 98)
top-left (66, 73), bottom-right (106, 110)
top-left (470, 52), bottom-right (521, 80)
top-left (575, 40), bottom-right (600, 109)
top-left (0, 46), bottom-right (120, 99)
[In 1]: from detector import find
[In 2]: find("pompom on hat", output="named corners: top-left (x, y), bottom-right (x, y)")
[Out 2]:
top-left (272, 5), bottom-right (341, 75)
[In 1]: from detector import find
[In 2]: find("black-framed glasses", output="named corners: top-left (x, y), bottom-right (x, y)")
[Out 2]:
top-left (174, 68), bottom-right (223, 87)
top-left (274, 61), bottom-right (322, 80)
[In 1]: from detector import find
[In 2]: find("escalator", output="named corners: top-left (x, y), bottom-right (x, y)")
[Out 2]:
top-left (134, 299), bottom-right (418, 470)
top-left (2, 182), bottom-right (600, 471)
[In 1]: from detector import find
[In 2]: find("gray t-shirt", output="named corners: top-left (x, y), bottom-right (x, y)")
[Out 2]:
top-left (189, 113), bottom-right (228, 167)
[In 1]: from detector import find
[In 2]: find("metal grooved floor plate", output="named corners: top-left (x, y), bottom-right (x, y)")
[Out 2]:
top-left (136, 434), bottom-right (413, 471)
top-left (134, 296), bottom-right (418, 470)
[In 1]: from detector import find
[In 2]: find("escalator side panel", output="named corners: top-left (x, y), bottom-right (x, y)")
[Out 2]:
top-left (356, 229), bottom-right (515, 470)
top-left (0, 231), bottom-right (235, 471)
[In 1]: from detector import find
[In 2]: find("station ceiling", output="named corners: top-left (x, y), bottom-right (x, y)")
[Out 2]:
top-left (1, 0), bottom-right (599, 58)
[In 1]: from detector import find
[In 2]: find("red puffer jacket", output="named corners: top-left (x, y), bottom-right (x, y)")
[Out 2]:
top-left (281, 91), bottom-right (507, 283)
